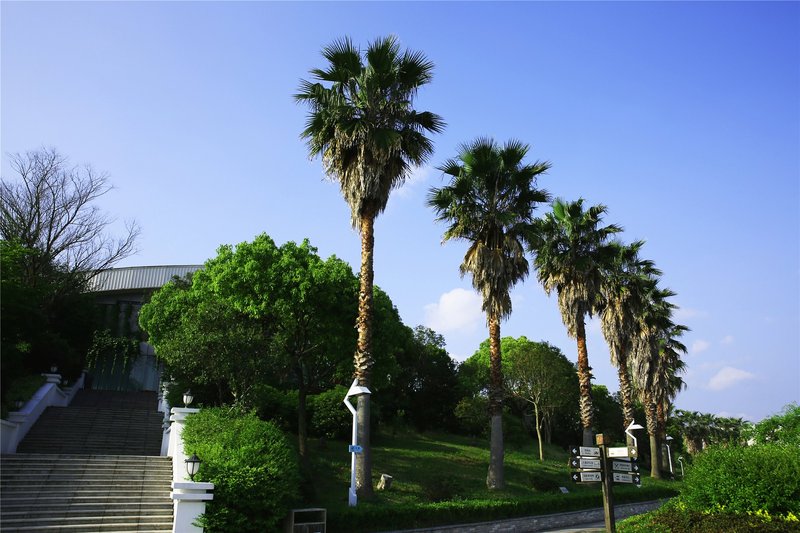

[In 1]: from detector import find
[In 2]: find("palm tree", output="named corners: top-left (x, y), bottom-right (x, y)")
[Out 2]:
top-left (428, 138), bottom-right (549, 489)
top-left (531, 199), bottom-right (622, 446)
top-left (632, 283), bottom-right (688, 478)
top-left (599, 241), bottom-right (661, 443)
top-left (296, 36), bottom-right (444, 496)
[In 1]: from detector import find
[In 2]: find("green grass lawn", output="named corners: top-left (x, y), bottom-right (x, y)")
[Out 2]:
top-left (304, 428), bottom-right (678, 529)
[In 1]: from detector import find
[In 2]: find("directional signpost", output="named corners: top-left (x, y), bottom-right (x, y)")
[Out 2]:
top-left (569, 434), bottom-right (640, 533)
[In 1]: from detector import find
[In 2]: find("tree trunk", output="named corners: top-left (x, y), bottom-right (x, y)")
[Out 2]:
top-left (644, 395), bottom-right (661, 479)
top-left (355, 213), bottom-right (375, 498)
top-left (534, 402), bottom-right (543, 462)
top-left (616, 351), bottom-right (636, 446)
top-left (297, 374), bottom-right (308, 459)
top-left (575, 318), bottom-right (594, 446)
top-left (486, 315), bottom-right (504, 490)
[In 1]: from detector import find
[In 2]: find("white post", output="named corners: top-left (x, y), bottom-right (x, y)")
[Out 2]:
top-left (665, 436), bottom-right (674, 475)
top-left (167, 406), bottom-right (214, 532)
top-left (171, 482), bottom-right (213, 533)
top-left (168, 407), bottom-right (199, 482)
top-left (342, 378), bottom-right (370, 507)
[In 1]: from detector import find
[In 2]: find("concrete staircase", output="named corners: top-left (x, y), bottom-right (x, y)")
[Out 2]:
top-left (1, 391), bottom-right (173, 532)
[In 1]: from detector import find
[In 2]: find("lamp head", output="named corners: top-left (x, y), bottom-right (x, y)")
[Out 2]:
top-left (345, 379), bottom-right (371, 399)
top-left (183, 390), bottom-right (194, 407)
top-left (185, 453), bottom-right (202, 481)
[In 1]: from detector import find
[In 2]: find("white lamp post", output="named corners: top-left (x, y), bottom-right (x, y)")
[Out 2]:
top-left (343, 378), bottom-right (370, 507)
top-left (625, 420), bottom-right (645, 449)
top-left (677, 456), bottom-right (684, 478)
top-left (183, 390), bottom-right (194, 408)
top-left (665, 435), bottom-right (674, 476)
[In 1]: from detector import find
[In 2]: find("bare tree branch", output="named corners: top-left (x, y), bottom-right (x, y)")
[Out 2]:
top-left (1, 147), bottom-right (140, 288)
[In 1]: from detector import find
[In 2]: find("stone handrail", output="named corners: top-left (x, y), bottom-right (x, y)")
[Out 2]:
top-left (1, 371), bottom-right (85, 454)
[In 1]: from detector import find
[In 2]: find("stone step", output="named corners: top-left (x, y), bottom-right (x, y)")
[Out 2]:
top-left (1, 493), bottom-right (171, 503)
top-left (1, 506), bottom-right (173, 520)
top-left (0, 516), bottom-right (172, 531)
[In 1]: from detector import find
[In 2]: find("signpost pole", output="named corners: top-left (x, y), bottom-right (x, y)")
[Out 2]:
top-left (596, 434), bottom-right (616, 533)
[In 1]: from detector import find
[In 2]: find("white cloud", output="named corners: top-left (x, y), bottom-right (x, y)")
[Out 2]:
top-left (424, 288), bottom-right (483, 334)
top-left (708, 366), bottom-right (756, 391)
top-left (397, 165), bottom-right (433, 198)
top-left (674, 306), bottom-right (709, 320)
top-left (691, 339), bottom-right (711, 354)
top-left (720, 335), bottom-right (734, 345)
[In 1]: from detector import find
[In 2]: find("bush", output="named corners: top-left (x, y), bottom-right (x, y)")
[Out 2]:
top-left (619, 499), bottom-right (800, 533)
top-left (681, 444), bottom-right (800, 516)
top-left (182, 408), bottom-right (301, 533)
top-left (422, 475), bottom-right (462, 502)
top-left (309, 385), bottom-right (350, 440)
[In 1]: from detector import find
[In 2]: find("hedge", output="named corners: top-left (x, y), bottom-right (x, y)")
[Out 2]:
top-left (182, 408), bottom-right (301, 533)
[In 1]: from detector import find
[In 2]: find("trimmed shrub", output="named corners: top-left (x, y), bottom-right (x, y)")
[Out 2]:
top-left (681, 444), bottom-right (800, 515)
top-left (326, 485), bottom-right (675, 532)
top-left (182, 408), bottom-right (301, 533)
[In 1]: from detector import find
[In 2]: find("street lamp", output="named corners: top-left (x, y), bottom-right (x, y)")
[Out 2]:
top-left (183, 390), bottom-right (194, 407)
top-left (343, 378), bottom-right (370, 507)
top-left (677, 456), bottom-right (685, 478)
top-left (185, 453), bottom-right (202, 481)
top-left (625, 421), bottom-right (645, 450)
top-left (665, 436), bottom-right (674, 476)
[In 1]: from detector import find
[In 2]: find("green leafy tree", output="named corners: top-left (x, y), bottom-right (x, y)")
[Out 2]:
top-left (1, 148), bottom-right (138, 388)
top-left (504, 339), bottom-right (578, 461)
top-left (296, 35), bottom-right (444, 496)
top-left (428, 139), bottom-right (550, 489)
top-left (140, 234), bottom-right (359, 459)
top-left (747, 403), bottom-right (800, 445)
top-left (531, 199), bottom-right (622, 446)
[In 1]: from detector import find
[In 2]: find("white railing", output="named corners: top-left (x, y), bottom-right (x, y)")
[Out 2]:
top-left (161, 387), bottom-right (214, 533)
top-left (1, 371), bottom-right (86, 454)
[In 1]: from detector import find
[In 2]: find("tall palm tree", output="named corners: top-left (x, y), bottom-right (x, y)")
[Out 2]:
top-left (531, 199), bottom-right (622, 446)
top-left (296, 36), bottom-right (444, 496)
top-left (632, 283), bottom-right (687, 478)
top-left (428, 138), bottom-right (549, 489)
top-left (599, 241), bottom-right (661, 443)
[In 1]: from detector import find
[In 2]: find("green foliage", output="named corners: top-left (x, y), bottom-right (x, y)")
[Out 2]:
top-left (1, 373), bottom-right (46, 419)
top-left (309, 386), bottom-right (350, 440)
top-left (748, 404), bottom-right (800, 446)
top-left (1, 240), bottom-right (96, 391)
top-left (182, 408), bottom-right (301, 533)
top-left (253, 385), bottom-right (299, 433)
top-left (422, 475), bottom-right (463, 502)
top-left (680, 444), bottom-right (800, 515)
top-left (454, 396), bottom-right (489, 437)
top-left (618, 499), bottom-right (800, 533)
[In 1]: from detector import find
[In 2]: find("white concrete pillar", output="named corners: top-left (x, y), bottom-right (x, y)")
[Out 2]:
top-left (168, 407), bottom-right (199, 480)
top-left (171, 481), bottom-right (213, 533)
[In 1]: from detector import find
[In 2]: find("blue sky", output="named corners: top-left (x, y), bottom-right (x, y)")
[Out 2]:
top-left (2, 1), bottom-right (798, 423)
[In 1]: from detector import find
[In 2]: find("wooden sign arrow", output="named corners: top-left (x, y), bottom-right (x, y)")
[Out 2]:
top-left (571, 471), bottom-right (602, 483)
top-left (569, 445), bottom-right (601, 458)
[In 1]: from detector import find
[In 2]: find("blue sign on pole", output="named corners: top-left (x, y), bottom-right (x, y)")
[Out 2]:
top-left (349, 445), bottom-right (363, 454)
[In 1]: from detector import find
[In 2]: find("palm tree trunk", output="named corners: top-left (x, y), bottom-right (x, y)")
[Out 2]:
top-left (355, 213), bottom-right (375, 498)
top-left (616, 350), bottom-right (636, 446)
top-left (575, 318), bottom-right (594, 446)
top-left (486, 314), bottom-right (504, 490)
top-left (644, 394), bottom-right (661, 479)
